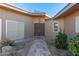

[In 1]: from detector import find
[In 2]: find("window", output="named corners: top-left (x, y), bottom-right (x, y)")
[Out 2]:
top-left (6, 20), bottom-right (24, 40)
top-left (53, 21), bottom-right (59, 32)
top-left (0, 19), bottom-right (2, 40)
top-left (75, 16), bottom-right (79, 33)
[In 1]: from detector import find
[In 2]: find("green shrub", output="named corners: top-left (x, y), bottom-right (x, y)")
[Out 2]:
top-left (55, 32), bottom-right (67, 49)
top-left (0, 38), bottom-right (16, 48)
top-left (68, 34), bottom-right (79, 56)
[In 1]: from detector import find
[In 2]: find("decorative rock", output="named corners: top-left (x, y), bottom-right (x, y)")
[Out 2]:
top-left (2, 46), bottom-right (13, 55)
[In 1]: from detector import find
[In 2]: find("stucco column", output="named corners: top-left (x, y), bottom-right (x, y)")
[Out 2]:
top-left (1, 18), bottom-right (6, 40)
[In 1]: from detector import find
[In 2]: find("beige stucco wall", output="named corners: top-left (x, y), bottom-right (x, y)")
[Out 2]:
top-left (32, 17), bottom-right (45, 23)
top-left (0, 8), bottom-right (34, 40)
top-left (45, 20), bottom-right (56, 43)
top-left (45, 18), bottom-right (65, 43)
top-left (55, 10), bottom-right (79, 38)
top-left (58, 18), bottom-right (65, 32)
top-left (64, 10), bottom-right (79, 37)
top-left (45, 10), bottom-right (79, 41)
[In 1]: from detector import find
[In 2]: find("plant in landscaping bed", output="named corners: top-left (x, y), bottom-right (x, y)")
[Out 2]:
top-left (55, 32), bottom-right (67, 49)
top-left (68, 34), bottom-right (79, 56)
top-left (0, 38), bottom-right (16, 48)
top-left (0, 38), bottom-right (16, 55)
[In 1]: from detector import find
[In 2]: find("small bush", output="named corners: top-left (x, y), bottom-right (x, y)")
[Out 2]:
top-left (68, 34), bottom-right (79, 56)
top-left (55, 32), bottom-right (67, 49)
top-left (0, 38), bottom-right (16, 48)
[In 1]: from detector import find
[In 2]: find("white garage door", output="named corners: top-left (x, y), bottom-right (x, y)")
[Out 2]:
top-left (6, 20), bottom-right (24, 40)
top-left (0, 19), bottom-right (2, 40)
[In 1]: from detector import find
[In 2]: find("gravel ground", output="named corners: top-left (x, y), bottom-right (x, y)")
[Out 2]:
top-left (47, 42), bottom-right (68, 56)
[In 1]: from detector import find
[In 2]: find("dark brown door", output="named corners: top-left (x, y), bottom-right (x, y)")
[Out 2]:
top-left (34, 23), bottom-right (45, 36)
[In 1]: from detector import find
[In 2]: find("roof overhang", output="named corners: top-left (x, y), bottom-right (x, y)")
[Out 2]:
top-left (0, 3), bottom-right (46, 17)
top-left (53, 3), bottom-right (79, 20)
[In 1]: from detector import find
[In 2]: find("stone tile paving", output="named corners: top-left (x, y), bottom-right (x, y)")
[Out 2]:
top-left (27, 38), bottom-right (51, 56)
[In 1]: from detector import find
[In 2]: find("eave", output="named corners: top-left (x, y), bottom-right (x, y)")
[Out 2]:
top-left (53, 3), bottom-right (79, 20)
top-left (0, 3), bottom-right (46, 17)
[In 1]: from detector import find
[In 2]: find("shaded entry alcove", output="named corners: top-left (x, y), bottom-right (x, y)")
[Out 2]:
top-left (34, 23), bottom-right (45, 36)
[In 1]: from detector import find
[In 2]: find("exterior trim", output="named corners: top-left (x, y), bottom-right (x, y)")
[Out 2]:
top-left (0, 3), bottom-right (45, 17)
top-left (53, 3), bottom-right (76, 19)
top-left (53, 21), bottom-right (59, 33)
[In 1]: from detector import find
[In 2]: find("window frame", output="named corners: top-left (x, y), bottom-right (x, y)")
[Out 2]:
top-left (53, 21), bottom-right (59, 33)
top-left (0, 19), bottom-right (2, 40)
top-left (75, 16), bottom-right (79, 33)
top-left (6, 20), bottom-right (24, 40)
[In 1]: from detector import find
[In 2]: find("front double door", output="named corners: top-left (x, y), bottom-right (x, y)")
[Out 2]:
top-left (34, 23), bottom-right (45, 36)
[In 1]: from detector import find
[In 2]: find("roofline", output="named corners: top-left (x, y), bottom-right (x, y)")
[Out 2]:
top-left (0, 3), bottom-right (46, 17)
top-left (53, 3), bottom-right (76, 19)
